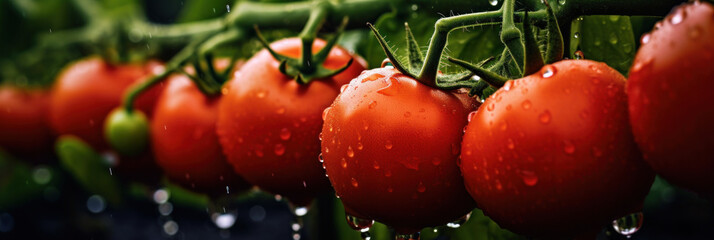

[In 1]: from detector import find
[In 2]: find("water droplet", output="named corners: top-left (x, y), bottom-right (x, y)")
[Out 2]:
top-left (381, 58), bottom-right (393, 68)
top-left (446, 213), bottom-right (471, 228)
top-left (276, 107), bottom-right (286, 114)
top-left (558, 0), bottom-right (566, 5)
top-left (256, 90), bottom-right (267, 98)
top-left (609, 15), bottom-right (620, 22)
top-left (346, 146), bottom-right (355, 158)
top-left (417, 182), bottom-right (426, 193)
top-left (385, 140), bottom-right (393, 150)
top-left (574, 50), bottom-right (584, 59)
top-left (500, 122), bottom-right (508, 131)
top-left (612, 212), bottom-right (644, 237)
top-left (341, 158), bottom-right (348, 168)
top-left (86, 195), bottom-right (106, 213)
top-left (351, 178), bottom-right (359, 187)
top-left (318, 153), bottom-right (324, 163)
top-left (641, 33), bottom-right (651, 44)
top-left (563, 140), bottom-right (576, 154)
top-left (467, 111), bottom-right (478, 122)
top-left (521, 100), bottom-right (532, 110)
top-left (519, 170), bottom-right (538, 186)
top-left (372, 161), bottom-right (380, 169)
top-left (357, 142), bottom-right (364, 150)
top-left (539, 110), bottom-right (551, 124)
top-left (294, 206), bottom-right (309, 217)
top-left (212, 213), bottom-right (237, 229)
top-left (345, 214), bottom-right (374, 232)
top-left (503, 80), bottom-right (514, 91)
top-left (340, 84), bottom-right (349, 93)
top-left (670, 10), bottom-right (685, 25)
top-left (322, 107), bottom-right (332, 121)
top-left (688, 25), bottom-right (702, 39)
top-left (404, 111), bottom-right (412, 117)
top-left (609, 32), bottom-right (618, 44)
top-left (489, 0), bottom-right (498, 7)
top-left (506, 138), bottom-right (515, 149)
top-left (487, 103), bottom-right (495, 111)
top-left (163, 220), bottom-right (179, 236)
top-left (431, 158), bottom-right (442, 166)
top-left (573, 32), bottom-right (580, 39)
top-left (542, 66), bottom-right (556, 78)
top-left (368, 101), bottom-right (377, 109)
top-left (280, 128), bottom-right (292, 140)
top-left (274, 144), bottom-right (286, 156)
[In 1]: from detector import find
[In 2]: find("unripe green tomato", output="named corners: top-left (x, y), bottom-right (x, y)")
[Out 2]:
top-left (104, 107), bottom-right (149, 156)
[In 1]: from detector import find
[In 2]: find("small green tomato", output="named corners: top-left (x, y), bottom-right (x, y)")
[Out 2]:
top-left (104, 107), bottom-right (149, 156)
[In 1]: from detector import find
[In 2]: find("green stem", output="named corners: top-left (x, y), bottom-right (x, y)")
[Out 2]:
top-left (298, 2), bottom-right (330, 73)
top-left (500, 0), bottom-right (524, 75)
top-left (71, 0), bottom-right (103, 21)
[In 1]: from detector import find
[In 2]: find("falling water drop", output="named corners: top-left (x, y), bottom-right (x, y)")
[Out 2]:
top-left (488, 0), bottom-right (498, 7)
top-left (346, 214), bottom-right (374, 240)
top-left (612, 212), bottom-right (644, 237)
top-left (212, 212), bottom-right (237, 229)
top-left (446, 213), bottom-right (471, 228)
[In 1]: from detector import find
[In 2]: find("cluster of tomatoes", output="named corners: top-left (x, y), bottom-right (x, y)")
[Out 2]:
top-left (0, 1), bottom-right (712, 239)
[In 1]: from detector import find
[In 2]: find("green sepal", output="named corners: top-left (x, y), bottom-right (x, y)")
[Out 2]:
top-left (523, 11), bottom-right (545, 76)
top-left (448, 57), bottom-right (508, 88)
top-left (544, 0), bottom-right (564, 64)
top-left (404, 22), bottom-right (424, 73)
top-left (367, 23), bottom-right (418, 79)
top-left (56, 136), bottom-right (122, 206)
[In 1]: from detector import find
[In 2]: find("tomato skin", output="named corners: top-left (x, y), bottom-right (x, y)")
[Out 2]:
top-left (49, 57), bottom-right (164, 150)
top-left (151, 74), bottom-right (251, 196)
top-left (627, 2), bottom-right (714, 198)
top-left (321, 67), bottom-right (478, 233)
top-left (217, 38), bottom-right (366, 206)
top-left (0, 86), bottom-right (53, 158)
top-left (461, 60), bottom-right (654, 238)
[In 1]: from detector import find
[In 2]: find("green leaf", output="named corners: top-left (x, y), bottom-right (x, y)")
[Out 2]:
top-left (0, 150), bottom-right (47, 210)
top-left (570, 15), bottom-right (636, 76)
top-left (56, 135), bottom-right (122, 205)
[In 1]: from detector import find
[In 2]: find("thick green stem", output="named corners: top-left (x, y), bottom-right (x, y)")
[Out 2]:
top-left (500, 0), bottom-right (525, 75)
top-left (298, 2), bottom-right (330, 73)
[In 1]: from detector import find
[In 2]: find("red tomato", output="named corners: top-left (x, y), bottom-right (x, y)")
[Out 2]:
top-left (216, 38), bottom-right (366, 206)
top-left (151, 73), bottom-right (251, 196)
top-left (321, 67), bottom-right (478, 233)
top-left (627, 1), bottom-right (714, 198)
top-left (50, 57), bottom-right (165, 150)
top-left (0, 86), bottom-right (53, 158)
top-left (461, 60), bottom-right (654, 238)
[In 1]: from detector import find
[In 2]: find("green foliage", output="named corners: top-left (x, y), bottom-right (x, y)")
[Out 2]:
top-left (56, 136), bottom-right (122, 206)
top-left (570, 15), bottom-right (637, 76)
top-left (0, 151), bottom-right (49, 210)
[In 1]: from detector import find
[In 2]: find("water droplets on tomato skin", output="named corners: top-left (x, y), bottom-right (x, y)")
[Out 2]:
top-left (280, 128), bottom-right (291, 140)
top-left (521, 100), bottom-right (532, 110)
top-left (351, 178), bottom-right (359, 188)
top-left (340, 84), bottom-right (349, 93)
top-left (417, 182), bottom-right (426, 193)
top-left (346, 146), bottom-right (355, 158)
top-left (542, 65), bottom-right (557, 78)
top-left (274, 144), bottom-right (286, 156)
top-left (322, 107), bottom-right (332, 121)
top-left (368, 101), bottom-right (377, 109)
top-left (385, 140), bottom-right (393, 150)
top-left (519, 170), bottom-right (539, 186)
top-left (467, 111), bottom-right (478, 122)
top-left (539, 110), bottom-right (552, 124)
top-left (641, 33), bottom-right (651, 45)
top-left (563, 140), bottom-right (576, 154)
top-left (341, 158), bottom-right (348, 168)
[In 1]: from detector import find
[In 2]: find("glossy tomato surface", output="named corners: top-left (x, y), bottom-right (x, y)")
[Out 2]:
top-left (321, 67), bottom-right (478, 233)
top-left (0, 86), bottom-right (53, 158)
top-left (627, 1), bottom-right (714, 198)
top-left (50, 57), bottom-right (165, 150)
top-left (217, 38), bottom-right (366, 206)
top-left (461, 60), bottom-right (654, 238)
top-left (151, 74), bottom-right (251, 196)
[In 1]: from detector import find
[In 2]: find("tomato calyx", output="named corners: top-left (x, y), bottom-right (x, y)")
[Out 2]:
top-left (254, 16), bottom-right (354, 84)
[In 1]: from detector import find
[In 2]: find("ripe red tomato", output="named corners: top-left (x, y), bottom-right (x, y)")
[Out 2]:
top-left (627, 1), bottom-right (714, 198)
top-left (50, 57), bottom-right (165, 150)
top-left (0, 86), bottom-right (53, 158)
top-left (321, 67), bottom-right (478, 233)
top-left (216, 38), bottom-right (366, 206)
top-left (461, 60), bottom-right (654, 238)
top-left (151, 73), bottom-right (251, 196)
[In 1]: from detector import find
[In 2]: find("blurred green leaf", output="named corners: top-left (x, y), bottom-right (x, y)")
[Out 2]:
top-left (56, 135), bottom-right (122, 206)
top-left (176, 0), bottom-right (230, 23)
top-left (0, 150), bottom-right (46, 210)
top-left (570, 16), bottom-right (636, 76)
